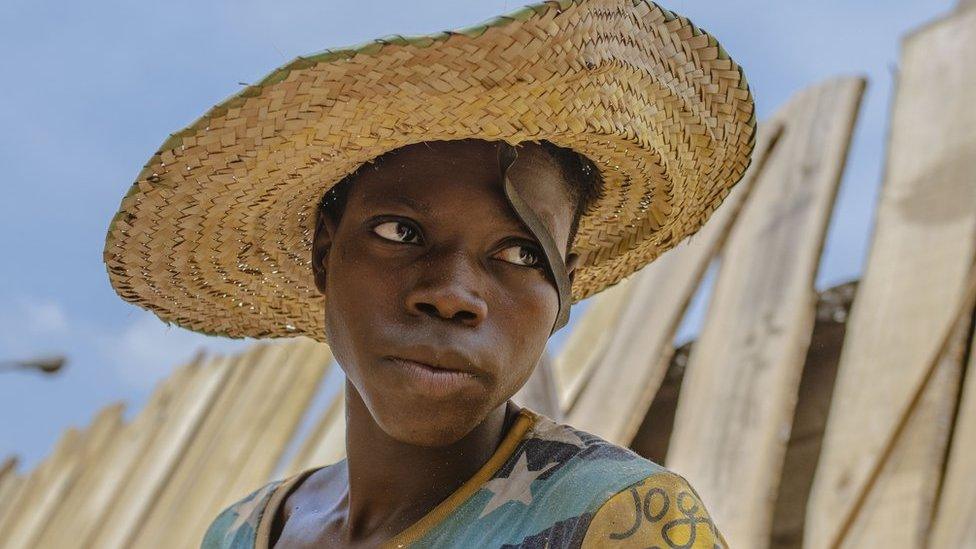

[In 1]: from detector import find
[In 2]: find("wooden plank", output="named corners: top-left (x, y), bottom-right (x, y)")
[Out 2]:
top-left (805, 9), bottom-right (976, 547)
top-left (513, 351), bottom-right (562, 420)
top-left (551, 280), bottom-right (634, 409)
top-left (37, 358), bottom-right (195, 548)
top-left (119, 345), bottom-right (271, 548)
top-left (3, 403), bottom-right (125, 549)
top-left (0, 471), bottom-right (23, 535)
top-left (285, 387), bottom-right (347, 476)
top-left (930, 328), bottom-right (976, 546)
top-left (183, 339), bottom-right (332, 548)
top-left (87, 351), bottom-right (236, 549)
top-left (767, 283), bottom-right (854, 549)
top-left (818, 265), bottom-right (976, 549)
top-left (628, 342), bottom-right (691, 464)
top-left (666, 78), bottom-right (865, 548)
top-left (131, 341), bottom-right (316, 548)
top-left (0, 428), bottom-right (82, 548)
top-left (224, 339), bottom-right (332, 497)
top-left (0, 457), bottom-right (20, 526)
top-left (839, 318), bottom-right (968, 548)
top-left (565, 121), bottom-right (783, 445)
top-left (0, 457), bottom-right (15, 484)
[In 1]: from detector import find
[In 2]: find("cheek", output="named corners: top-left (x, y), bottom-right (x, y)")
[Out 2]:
top-left (322, 239), bottom-right (391, 372)
top-left (490, 278), bottom-right (558, 389)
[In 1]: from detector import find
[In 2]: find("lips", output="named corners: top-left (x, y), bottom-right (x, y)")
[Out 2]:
top-left (384, 343), bottom-right (484, 376)
top-left (384, 347), bottom-right (485, 398)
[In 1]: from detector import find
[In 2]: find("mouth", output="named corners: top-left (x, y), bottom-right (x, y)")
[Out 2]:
top-left (385, 355), bottom-right (483, 397)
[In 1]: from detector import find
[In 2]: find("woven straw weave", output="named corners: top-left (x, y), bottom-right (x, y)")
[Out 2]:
top-left (103, 0), bottom-right (756, 340)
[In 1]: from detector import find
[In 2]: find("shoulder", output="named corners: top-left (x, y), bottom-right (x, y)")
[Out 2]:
top-left (521, 413), bottom-right (726, 548)
top-left (278, 460), bottom-right (347, 526)
top-left (520, 412), bottom-right (665, 503)
top-left (201, 463), bottom-right (342, 549)
top-left (580, 470), bottom-right (728, 548)
top-left (200, 479), bottom-right (283, 549)
top-left (201, 462), bottom-right (343, 549)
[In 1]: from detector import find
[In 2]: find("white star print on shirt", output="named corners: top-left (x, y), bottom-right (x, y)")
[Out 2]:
top-left (527, 418), bottom-right (585, 448)
top-left (479, 451), bottom-right (558, 519)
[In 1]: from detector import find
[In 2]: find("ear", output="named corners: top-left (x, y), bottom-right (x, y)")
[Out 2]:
top-left (311, 208), bottom-right (339, 295)
top-left (565, 252), bottom-right (580, 285)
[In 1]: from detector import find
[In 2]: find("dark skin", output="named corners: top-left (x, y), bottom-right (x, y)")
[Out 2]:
top-left (272, 139), bottom-right (580, 548)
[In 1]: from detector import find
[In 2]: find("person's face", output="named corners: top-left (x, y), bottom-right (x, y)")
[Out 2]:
top-left (312, 139), bottom-right (579, 447)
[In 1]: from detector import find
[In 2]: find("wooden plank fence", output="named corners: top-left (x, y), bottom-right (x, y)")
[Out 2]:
top-left (666, 77), bottom-right (864, 548)
top-left (804, 5), bottom-right (976, 548)
top-left (563, 122), bottom-right (784, 445)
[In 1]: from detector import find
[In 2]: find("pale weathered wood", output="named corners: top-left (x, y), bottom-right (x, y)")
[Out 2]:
top-left (87, 352), bottom-right (236, 549)
top-left (286, 388), bottom-right (347, 475)
top-left (132, 340), bottom-right (329, 548)
top-left (666, 78), bottom-right (865, 548)
top-left (0, 457), bottom-right (15, 485)
top-left (838, 317), bottom-right (969, 549)
top-left (0, 428), bottom-right (82, 548)
top-left (0, 470), bottom-right (23, 536)
top-left (167, 340), bottom-right (332, 549)
top-left (565, 121), bottom-right (783, 445)
top-left (819, 264), bottom-right (976, 549)
top-left (224, 339), bottom-right (332, 497)
top-left (37, 358), bottom-right (196, 548)
top-left (513, 351), bottom-right (562, 420)
top-left (929, 328), bottom-right (976, 546)
top-left (121, 345), bottom-right (274, 548)
top-left (0, 457), bottom-right (18, 520)
top-left (626, 342), bottom-right (688, 464)
top-left (0, 457), bottom-right (21, 527)
top-left (805, 9), bottom-right (976, 547)
top-left (767, 283), bottom-right (855, 549)
top-left (3, 403), bottom-right (125, 549)
top-left (552, 280), bottom-right (634, 410)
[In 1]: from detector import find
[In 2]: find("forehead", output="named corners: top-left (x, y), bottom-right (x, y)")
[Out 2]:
top-left (342, 139), bottom-right (576, 246)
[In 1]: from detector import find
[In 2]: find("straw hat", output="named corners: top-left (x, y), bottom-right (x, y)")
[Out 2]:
top-left (103, 0), bottom-right (756, 340)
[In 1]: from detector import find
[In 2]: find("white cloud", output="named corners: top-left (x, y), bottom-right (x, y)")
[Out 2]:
top-left (0, 297), bottom-right (71, 357)
top-left (21, 299), bottom-right (68, 334)
top-left (100, 312), bottom-right (250, 389)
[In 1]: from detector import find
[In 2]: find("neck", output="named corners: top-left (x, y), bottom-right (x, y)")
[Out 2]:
top-left (340, 380), bottom-right (520, 543)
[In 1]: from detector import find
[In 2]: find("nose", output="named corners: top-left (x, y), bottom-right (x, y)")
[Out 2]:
top-left (405, 249), bottom-right (488, 328)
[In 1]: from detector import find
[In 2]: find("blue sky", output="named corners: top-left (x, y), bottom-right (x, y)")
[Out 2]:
top-left (0, 0), bottom-right (957, 469)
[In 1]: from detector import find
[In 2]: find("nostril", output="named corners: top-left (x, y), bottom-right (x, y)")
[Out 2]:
top-left (453, 310), bottom-right (477, 322)
top-left (416, 302), bottom-right (440, 317)
top-left (413, 301), bottom-right (480, 324)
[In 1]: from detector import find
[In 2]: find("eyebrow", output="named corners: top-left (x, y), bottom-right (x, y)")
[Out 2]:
top-left (369, 194), bottom-right (433, 215)
top-left (399, 195), bottom-right (433, 214)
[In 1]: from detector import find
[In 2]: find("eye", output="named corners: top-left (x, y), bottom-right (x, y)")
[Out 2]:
top-left (494, 243), bottom-right (543, 268)
top-left (372, 220), bottom-right (421, 244)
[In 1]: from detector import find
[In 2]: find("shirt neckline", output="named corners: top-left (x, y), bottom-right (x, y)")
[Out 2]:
top-left (255, 407), bottom-right (540, 549)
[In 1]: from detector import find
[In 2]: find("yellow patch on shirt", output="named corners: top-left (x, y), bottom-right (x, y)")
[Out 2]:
top-left (581, 472), bottom-right (728, 548)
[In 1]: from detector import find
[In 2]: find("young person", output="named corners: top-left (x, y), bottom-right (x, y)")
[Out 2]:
top-left (104, 1), bottom-right (755, 547)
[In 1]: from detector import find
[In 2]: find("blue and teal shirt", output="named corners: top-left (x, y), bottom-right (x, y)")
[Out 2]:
top-left (202, 408), bottom-right (727, 548)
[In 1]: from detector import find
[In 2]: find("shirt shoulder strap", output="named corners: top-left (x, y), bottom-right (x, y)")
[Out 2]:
top-left (200, 479), bottom-right (283, 549)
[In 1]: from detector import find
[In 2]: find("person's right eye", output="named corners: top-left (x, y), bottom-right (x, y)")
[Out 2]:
top-left (372, 220), bottom-right (421, 244)
top-left (493, 243), bottom-right (543, 269)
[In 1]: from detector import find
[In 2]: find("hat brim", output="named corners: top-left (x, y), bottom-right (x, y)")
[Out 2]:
top-left (104, 0), bottom-right (756, 340)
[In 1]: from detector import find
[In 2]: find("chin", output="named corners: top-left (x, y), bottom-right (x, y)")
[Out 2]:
top-left (369, 392), bottom-right (495, 448)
